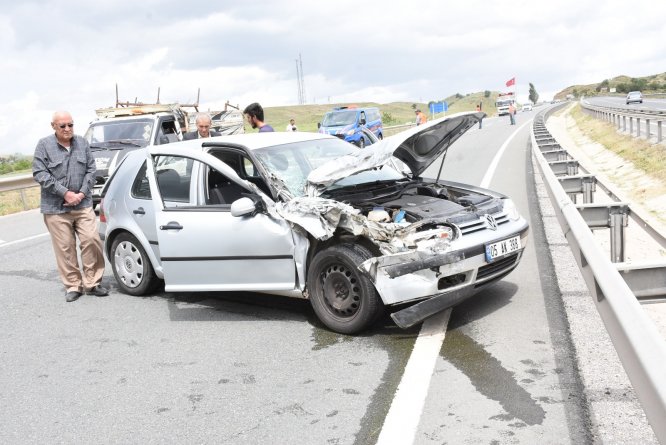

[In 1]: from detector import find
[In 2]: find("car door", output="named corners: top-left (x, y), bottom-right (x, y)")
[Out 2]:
top-left (146, 147), bottom-right (297, 292)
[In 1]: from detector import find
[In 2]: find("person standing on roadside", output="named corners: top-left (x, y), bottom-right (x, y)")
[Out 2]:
top-left (476, 103), bottom-right (483, 129)
top-left (243, 102), bottom-right (274, 132)
top-left (32, 111), bottom-right (108, 302)
top-left (285, 118), bottom-right (298, 132)
top-left (415, 109), bottom-right (427, 126)
top-left (183, 113), bottom-right (221, 140)
top-left (508, 102), bottom-right (516, 125)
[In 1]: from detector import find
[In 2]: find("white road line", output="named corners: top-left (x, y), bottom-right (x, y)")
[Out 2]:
top-left (376, 309), bottom-right (451, 445)
top-left (0, 232), bottom-right (50, 248)
top-left (481, 119), bottom-right (532, 188)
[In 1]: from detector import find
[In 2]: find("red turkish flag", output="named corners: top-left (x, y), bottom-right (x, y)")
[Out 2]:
top-left (505, 77), bottom-right (516, 87)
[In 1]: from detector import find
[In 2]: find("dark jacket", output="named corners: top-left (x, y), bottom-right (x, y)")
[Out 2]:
top-left (183, 130), bottom-right (221, 140)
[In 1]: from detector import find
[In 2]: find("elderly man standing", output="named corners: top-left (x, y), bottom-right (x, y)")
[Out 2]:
top-left (183, 113), bottom-right (221, 140)
top-left (32, 111), bottom-right (108, 302)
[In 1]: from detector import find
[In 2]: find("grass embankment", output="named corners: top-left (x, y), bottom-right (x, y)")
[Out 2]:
top-left (0, 185), bottom-right (40, 216)
top-left (568, 104), bottom-right (666, 182)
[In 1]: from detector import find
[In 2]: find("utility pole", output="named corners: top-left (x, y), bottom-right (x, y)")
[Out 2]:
top-left (295, 53), bottom-right (306, 105)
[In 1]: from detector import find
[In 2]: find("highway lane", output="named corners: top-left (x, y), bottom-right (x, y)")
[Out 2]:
top-left (0, 113), bottom-right (652, 444)
top-left (586, 95), bottom-right (666, 111)
top-left (412, 113), bottom-right (591, 443)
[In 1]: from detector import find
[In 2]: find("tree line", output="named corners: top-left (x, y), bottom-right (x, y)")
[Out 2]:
top-left (0, 155), bottom-right (32, 175)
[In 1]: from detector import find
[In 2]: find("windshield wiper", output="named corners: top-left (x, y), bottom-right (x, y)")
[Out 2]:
top-left (90, 140), bottom-right (142, 150)
top-left (90, 144), bottom-right (125, 151)
top-left (106, 139), bottom-right (142, 147)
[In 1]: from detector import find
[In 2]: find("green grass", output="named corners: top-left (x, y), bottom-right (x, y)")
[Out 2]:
top-left (0, 187), bottom-right (40, 216)
top-left (569, 104), bottom-right (666, 182)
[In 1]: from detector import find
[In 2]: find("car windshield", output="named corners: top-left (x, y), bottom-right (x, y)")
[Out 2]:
top-left (85, 118), bottom-right (154, 147)
top-left (321, 110), bottom-right (357, 127)
top-left (253, 138), bottom-right (403, 197)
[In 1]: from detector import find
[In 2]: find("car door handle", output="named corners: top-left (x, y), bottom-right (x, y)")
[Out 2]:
top-left (133, 207), bottom-right (145, 215)
top-left (159, 221), bottom-right (183, 230)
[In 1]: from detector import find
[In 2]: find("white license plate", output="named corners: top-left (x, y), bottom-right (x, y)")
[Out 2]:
top-left (95, 158), bottom-right (109, 169)
top-left (485, 235), bottom-right (521, 262)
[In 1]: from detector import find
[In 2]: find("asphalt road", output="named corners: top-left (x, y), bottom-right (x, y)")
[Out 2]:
top-left (0, 110), bottom-right (657, 444)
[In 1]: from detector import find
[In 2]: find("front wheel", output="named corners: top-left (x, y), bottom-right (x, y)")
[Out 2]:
top-left (307, 244), bottom-right (383, 334)
top-left (111, 232), bottom-right (160, 296)
top-left (357, 138), bottom-right (365, 149)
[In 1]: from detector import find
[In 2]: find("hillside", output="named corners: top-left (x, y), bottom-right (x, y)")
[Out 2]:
top-left (555, 72), bottom-right (666, 100)
top-left (249, 92), bottom-right (504, 133)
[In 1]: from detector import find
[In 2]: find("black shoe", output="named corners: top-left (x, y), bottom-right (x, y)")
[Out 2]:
top-left (88, 285), bottom-right (109, 297)
top-left (66, 291), bottom-right (82, 302)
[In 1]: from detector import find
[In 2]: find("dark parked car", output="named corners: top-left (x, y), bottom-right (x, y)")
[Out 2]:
top-left (99, 112), bottom-right (528, 334)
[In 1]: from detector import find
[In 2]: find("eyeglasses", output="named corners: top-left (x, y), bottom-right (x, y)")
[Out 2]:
top-left (57, 123), bottom-right (74, 129)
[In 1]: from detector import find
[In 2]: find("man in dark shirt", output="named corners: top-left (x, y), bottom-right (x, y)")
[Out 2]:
top-left (243, 102), bottom-right (274, 132)
top-left (32, 111), bottom-right (108, 302)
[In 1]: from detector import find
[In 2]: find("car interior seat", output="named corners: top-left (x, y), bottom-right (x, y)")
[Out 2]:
top-left (156, 169), bottom-right (184, 201)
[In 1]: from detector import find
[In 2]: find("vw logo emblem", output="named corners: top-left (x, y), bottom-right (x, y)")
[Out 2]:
top-left (484, 214), bottom-right (498, 231)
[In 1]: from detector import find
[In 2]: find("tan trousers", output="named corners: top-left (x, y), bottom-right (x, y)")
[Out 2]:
top-left (44, 207), bottom-right (105, 293)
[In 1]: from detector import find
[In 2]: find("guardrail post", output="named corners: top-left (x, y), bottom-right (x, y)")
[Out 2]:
top-left (637, 118), bottom-right (641, 137)
top-left (609, 207), bottom-right (629, 263)
top-left (622, 115), bottom-right (627, 132)
top-left (582, 176), bottom-right (595, 204)
top-left (629, 117), bottom-right (634, 135)
top-left (645, 119), bottom-right (651, 139)
top-left (19, 189), bottom-right (29, 210)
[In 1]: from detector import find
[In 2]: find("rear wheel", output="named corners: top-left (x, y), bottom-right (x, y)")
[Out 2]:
top-left (111, 232), bottom-right (160, 295)
top-left (307, 244), bottom-right (383, 334)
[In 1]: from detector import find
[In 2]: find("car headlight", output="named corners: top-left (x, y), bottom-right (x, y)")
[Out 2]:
top-left (503, 199), bottom-right (521, 221)
top-left (346, 129), bottom-right (355, 136)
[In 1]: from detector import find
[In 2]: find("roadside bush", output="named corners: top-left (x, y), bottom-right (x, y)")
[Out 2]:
top-left (382, 112), bottom-right (396, 125)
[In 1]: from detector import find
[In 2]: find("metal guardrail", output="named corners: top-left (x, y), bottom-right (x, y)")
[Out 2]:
top-left (383, 122), bottom-right (416, 137)
top-left (533, 106), bottom-right (666, 442)
top-left (0, 173), bottom-right (36, 193)
top-left (580, 100), bottom-right (666, 143)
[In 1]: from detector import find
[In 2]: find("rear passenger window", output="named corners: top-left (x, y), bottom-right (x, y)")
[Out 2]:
top-left (131, 161), bottom-right (151, 199)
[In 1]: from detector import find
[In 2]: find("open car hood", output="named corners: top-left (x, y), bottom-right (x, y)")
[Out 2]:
top-left (307, 111), bottom-right (484, 192)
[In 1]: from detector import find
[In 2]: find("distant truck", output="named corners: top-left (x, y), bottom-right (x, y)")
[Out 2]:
top-left (318, 106), bottom-right (383, 148)
top-left (85, 104), bottom-right (188, 205)
top-left (495, 92), bottom-right (516, 116)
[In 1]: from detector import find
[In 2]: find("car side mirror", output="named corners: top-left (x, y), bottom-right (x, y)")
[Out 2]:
top-left (359, 118), bottom-right (366, 126)
top-left (159, 135), bottom-right (170, 145)
top-left (317, 122), bottom-right (321, 129)
top-left (230, 197), bottom-right (256, 217)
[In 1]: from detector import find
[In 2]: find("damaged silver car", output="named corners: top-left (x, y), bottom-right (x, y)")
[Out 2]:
top-left (99, 112), bottom-right (528, 334)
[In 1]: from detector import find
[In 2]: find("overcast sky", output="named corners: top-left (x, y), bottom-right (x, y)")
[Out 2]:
top-left (2, 0), bottom-right (665, 155)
